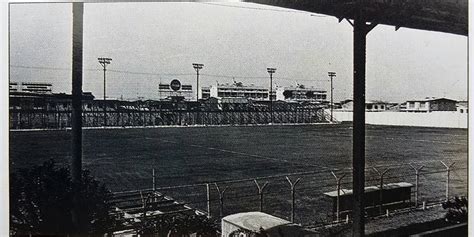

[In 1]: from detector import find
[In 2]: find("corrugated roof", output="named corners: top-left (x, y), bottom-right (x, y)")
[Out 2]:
top-left (223, 212), bottom-right (291, 231)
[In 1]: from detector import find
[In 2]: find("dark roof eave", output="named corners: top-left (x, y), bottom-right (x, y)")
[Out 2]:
top-left (245, 0), bottom-right (467, 36)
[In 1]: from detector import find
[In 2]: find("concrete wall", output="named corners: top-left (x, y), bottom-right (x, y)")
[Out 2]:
top-left (331, 110), bottom-right (467, 128)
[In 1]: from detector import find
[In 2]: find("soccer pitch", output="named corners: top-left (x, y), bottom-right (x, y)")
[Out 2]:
top-left (10, 124), bottom-right (468, 224)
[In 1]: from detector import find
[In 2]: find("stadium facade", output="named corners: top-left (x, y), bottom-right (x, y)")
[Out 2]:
top-left (202, 82), bottom-right (270, 101)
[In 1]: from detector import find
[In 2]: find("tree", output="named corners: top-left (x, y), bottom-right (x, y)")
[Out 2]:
top-left (10, 160), bottom-right (118, 235)
top-left (283, 90), bottom-right (293, 99)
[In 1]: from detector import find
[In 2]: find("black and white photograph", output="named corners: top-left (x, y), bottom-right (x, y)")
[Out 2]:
top-left (4, 0), bottom-right (469, 236)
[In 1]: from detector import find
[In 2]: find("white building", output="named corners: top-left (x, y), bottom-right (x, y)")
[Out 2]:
top-left (275, 85), bottom-right (327, 103)
top-left (202, 82), bottom-right (269, 100)
top-left (402, 97), bottom-right (457, 112)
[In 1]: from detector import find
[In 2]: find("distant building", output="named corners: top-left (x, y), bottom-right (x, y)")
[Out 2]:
top-left (456, 101), bottom-right (468, 114)
top-left (10, 91), bottom-right (95, 111)
top-left (339, 99), bottom-right (390, 112)
top-left (202, 82), bottom-right (269, 100)
top-left (402, 97), bottom-right (457, 112)
top-left (158, 79), bottom-right (193, 101)
top-left (275, 84), bottom-right (327, 103)
top-left (10, 82), bottom-right (53, 94)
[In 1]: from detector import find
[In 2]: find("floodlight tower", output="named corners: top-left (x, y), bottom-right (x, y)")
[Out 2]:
top-left (267, 68), bottom-right (276, 123)
top-left (98, 57), bottom-right (112, 126)
top-left (328, 72), bottom-right (336, 122)
top-left (192, 63), bottom-right (204, 101)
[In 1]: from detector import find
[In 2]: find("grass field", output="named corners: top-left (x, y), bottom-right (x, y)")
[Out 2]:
top-left (9, 123), bottom-right (468, 225)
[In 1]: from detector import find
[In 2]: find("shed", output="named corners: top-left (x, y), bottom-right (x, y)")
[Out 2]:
top-left (221, 212), bottom-right (317, 237)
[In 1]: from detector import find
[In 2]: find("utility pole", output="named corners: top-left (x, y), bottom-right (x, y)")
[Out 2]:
top-left (267, 68), bottom-right (276, 124)
top-left (328, 72), bottom-right (336, 122)
top-left (192, 63), bottom-right (204, 101)
top-left (98, 57), bottom-right (112, 126)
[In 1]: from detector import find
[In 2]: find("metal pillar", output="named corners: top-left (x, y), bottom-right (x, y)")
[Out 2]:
top-left (410, 164), bottom-right (424, 207)
top-left (71, 2), bottom-right (84, 232)
top-left (331, 171), bottom-right (346, 222)
top-left (286, 177), bottom-right (301, 223)
top-left (254, 180), bottom-right (269, 212)
top-left (440, 161), bottom-right (455, 202)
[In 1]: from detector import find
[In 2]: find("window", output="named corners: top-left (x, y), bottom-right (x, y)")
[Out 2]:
top-left (374, 105), bottom-right (378, 109)
top-left (408, 102), bottom-right (415, 108)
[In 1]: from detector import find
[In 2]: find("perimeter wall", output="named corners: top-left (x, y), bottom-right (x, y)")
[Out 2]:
top-left (331, 110), bottom-right (468, 128)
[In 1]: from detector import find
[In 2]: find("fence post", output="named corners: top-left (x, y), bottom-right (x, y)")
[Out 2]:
top-left (440, 161), bottom-right (455, 202)
top-left (214, 183), bottom-right (228, 218)
top-left (373, 168), bottom-right (390, 214)
top-left (152, 168), bottom-right (156, 191)
top-left (409, 164), bottom-right (424, 208)
top-left (206, 183), bottom-right (211, 218)
top-left (286, 176), bottom-right (301, 223)
top-left (331, 171), bottom-right (346, 222)
top-left (254, 180), bottom-right (269, 212)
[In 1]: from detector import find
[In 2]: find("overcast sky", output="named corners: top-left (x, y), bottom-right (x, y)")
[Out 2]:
top-left (9, 2), bottom-right (468, 102)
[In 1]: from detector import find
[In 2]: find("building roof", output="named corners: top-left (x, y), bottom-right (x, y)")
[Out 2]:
top-left (215, 82), bottom-right (266, 89)
top-left (245, 0), bottom-right (467, 36)
top-left (340, 99), bottom-right (389, 105)
top-left (10, 91), bottom-right (95, 100)
top-left (223, 212), bottom-right (291, 232)
top-left (366, 100), bottom-right (388, 104)
top-left (406, 97), bottom-right (457, 103)
top-left (281, 85), bottom-right (326, 92)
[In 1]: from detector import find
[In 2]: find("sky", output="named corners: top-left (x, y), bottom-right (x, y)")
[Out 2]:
top-left (9, 2), bottom-right (468, 102)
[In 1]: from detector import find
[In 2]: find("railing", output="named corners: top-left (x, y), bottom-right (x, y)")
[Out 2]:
top-left (9, 108), bottom-right (328, 129)
top-left (109, 160), bottom-right (467, 227)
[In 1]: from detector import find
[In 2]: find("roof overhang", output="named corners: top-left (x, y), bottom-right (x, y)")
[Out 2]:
top-left (244, 0), bottom-right (468, 36)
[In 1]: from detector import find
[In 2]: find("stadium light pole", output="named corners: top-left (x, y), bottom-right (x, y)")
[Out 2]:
top-left (328, 72), bottom-right (336, 122)
top-left (98, 57), bottom-right (112, 126)
top-left (193, 63), bottom-right (204, 101)
top-left (267, 68), bottom-right (276, 123)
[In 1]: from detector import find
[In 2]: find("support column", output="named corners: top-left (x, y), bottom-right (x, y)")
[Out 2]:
top-left (353, 14), bottom-right (367, 237)
top-left (71, 2), bottom-right (84, 232)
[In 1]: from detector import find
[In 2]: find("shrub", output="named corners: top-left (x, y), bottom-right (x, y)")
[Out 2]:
top-left (442, 196), bottom-right (468, 224)
top-left (10, 160), bottom-right (117, 235)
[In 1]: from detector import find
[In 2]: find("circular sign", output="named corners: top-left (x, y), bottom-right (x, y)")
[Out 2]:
top-left (170, 79), bottom-right (181, 91)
